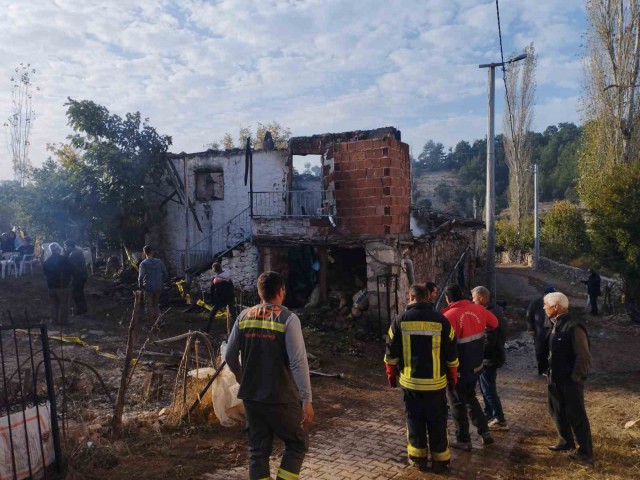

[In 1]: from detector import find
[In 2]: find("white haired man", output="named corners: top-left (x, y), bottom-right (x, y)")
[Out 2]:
top-left (543, 292), bottom-right (593, 464)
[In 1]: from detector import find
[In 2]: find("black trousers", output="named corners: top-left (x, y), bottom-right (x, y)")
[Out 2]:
top-left (534, 329), bottom-right (550, 374)
top-left (71, 277), bottom-right (88, 315)
top-left (244, 400), bottom-right (308, 480)
top-left (403, 389), bottom-right (450, 463)
top-left (589, 294), bottom-right (599, 315)
top-left (547, 381), bottom-right (593, 455)
top-left (447, 376), bottom-right (490, 442)
top-left (205, 300), bottom-right (236, 333)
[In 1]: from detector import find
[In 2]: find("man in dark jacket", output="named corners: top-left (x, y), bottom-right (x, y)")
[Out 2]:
top-left (138, 245), bottom-right (169, 325)
top-left (42, 243), bottom-right (72, 326)
top-left (441, 284), bottom-right (498, 451)
top-left (225, 271), bottom-right (313, 480)
top-left (582, 269), bottom-right (601, 315)
top-left (472, 286), bottom-right (508, 431)
top-left (542, 292), bottom-right (593, 464)
top-left (64, 240), bottom-right (88, 315)
top-left (205, 262), bottom-right (236, 333)
top-left (385, 284), bottom-right (459, 473)
top-left (527, 286), bottom-right (556, 375)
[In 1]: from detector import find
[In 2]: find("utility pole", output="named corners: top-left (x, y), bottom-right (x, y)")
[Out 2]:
top-left (533, 163), bottom-right (540, 269)
top-left (184, 156), bottom-right (191, 283)
top-left (479, 53), bottom-right (527, 300)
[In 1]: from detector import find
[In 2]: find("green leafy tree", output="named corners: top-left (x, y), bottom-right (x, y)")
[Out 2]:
top-left (540, 201), bottom-right (589, 260)
top-left (64, 98), bottom-right (172, 248)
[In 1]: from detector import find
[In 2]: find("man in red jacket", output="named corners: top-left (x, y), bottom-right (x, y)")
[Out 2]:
top-left (441, 284), bottom-right (499, 451)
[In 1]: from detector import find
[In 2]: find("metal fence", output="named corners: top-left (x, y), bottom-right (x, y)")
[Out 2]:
top-left (251, 191), bottom-right (334, 217)
top-left (0, 322), bottom-right (63, 479)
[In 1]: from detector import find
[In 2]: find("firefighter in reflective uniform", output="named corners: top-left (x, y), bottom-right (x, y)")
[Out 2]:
top-left (384, 284), bottom-right (459, 474)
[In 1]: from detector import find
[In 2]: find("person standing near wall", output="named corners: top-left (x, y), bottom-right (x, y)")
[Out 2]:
top-left (441, 284), bottom-right (498, 451)
top-left (527, 286), bottom-right (556, 375)
top-left (225, 271), bottom-right (313, 480)
top-left (471, 286), bottom-right (508, 431)
top-left (64, 240), bottom-right (88, 316)
top-left (384, 284), bottom-right (459, 474)
top-left (542, 292), bottom-right (593, 464)
top-left (581, 269), bottom-right (601, 316)
top-left (43, 243), bottom-right (72, 326)
top-left (206, 262), bottom-right (237, 333)
top-left (138, 245), bottom-right (169, 326)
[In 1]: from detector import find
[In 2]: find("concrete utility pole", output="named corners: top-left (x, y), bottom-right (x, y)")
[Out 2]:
top-left (479, 53), bottom-right (527, 300)
top-left (533, 163), bottom-right (540, 269)
top-left (184, 156), bottom-right (191, 283)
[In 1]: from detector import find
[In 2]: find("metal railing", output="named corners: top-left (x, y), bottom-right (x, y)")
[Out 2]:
top-left (178, 207), bottom-right (252, 270)
top-left (0, 321), bottom-right (63, 479)
top-left (251, 190), bottom-right (334, 217)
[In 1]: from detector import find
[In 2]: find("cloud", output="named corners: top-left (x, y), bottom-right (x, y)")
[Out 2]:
top-left (0, 0), bottom-right (586, 179)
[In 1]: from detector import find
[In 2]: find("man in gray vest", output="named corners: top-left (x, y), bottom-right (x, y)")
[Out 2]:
top-left (225, 271), bottom-right (314, 480)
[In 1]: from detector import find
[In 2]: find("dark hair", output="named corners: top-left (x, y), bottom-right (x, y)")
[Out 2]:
top-left (143, 245), bottom-right (153, 255)
top-left (212, 262), bottom-right (222, 273)
top-left (64, 239), bottom-right (76, 248)
top-left (425, 281), bottom-right (437, 294)
top-left (410, 284), bottom-right (428, 302)
top-left (257, 271), bottom-right (284, 302)
top-left (445, 284), bottom-right (463, 302)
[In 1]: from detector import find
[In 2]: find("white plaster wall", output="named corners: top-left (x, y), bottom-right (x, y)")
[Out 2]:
top-left (151, 150), bottom-right (289, 272)
top-left (196, 243), bottom-right (260, 293)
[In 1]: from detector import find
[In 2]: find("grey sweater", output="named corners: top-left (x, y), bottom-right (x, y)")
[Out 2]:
top-left (138, 257), bottom-right (169, 292)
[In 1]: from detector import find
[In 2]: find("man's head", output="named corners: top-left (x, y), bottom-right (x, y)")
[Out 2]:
top-left (63, 240), bottom-right (76, 251)
top-left (8, 231), bottom-right (16, 239)
top-left (471, 286), bottom-right (491, 306)
top-left (143, 245), bottom-right (154, 258)
top-left (444, 284), bottom-right (463, 305)
top-left (409, 284), bottom-right (428, 304)
top-left (212, 262), bottom-right (222, 274)
top-left (543, 292), bottom-right (569, 319)
top-left (49, 243), bottom-right (62, 255)
top-left (425, 281), bottom-right (438, 303)
top-left (257, 271), bottom-right (285, 304)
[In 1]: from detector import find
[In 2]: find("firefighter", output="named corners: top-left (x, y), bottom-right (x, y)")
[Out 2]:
top-left (384, 284), bottom-right (459, 474)
top-left (225, 271), bottom-right (314, 480)
top-left (441, 284), bottom-right (498, 451)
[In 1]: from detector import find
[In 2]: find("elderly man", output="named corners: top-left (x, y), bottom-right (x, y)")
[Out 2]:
top-left (471, 286), bottom-right (508, 431)
top-left (543, 292), bottom-right (593, 464)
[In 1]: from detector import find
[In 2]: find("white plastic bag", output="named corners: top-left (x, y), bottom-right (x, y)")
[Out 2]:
top-left (212, 342), bottom-right (244, 427)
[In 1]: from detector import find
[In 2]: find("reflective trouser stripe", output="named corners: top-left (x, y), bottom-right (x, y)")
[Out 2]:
top-left (277, 467), bottom-right (299, 480)
top-left (407, 443), bottom-right (429, 458)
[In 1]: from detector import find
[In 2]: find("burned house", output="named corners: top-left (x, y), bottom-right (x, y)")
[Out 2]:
top-left (145, 127), bottom-right (484, 327)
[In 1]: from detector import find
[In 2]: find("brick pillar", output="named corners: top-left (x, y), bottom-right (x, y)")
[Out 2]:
top-left (330, 137), bottom-right (410, 236)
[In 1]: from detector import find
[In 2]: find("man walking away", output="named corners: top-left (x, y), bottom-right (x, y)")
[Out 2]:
top-left (472, 286), bottom-right (508, 431)
top-left (43, 243), bottom-right (72, 326)
top-left (138, 245), bottom-right (169, 326)
top-left (64, 240), bottom-right (88, 316)
top-left (206, 262), bottom-right (237, 333)
top-left (542, 292), bottom-right (593, 464)
top-left (441, 284), bottom-right (498, 450)
top-left (385, 285), bottom-right (459, 474)
top-left (225, 271), bottom-right (314, 480)
top-left (581, 269), bottom-right (601, 316)
top-left (527, 286), bottom-right (556, 375)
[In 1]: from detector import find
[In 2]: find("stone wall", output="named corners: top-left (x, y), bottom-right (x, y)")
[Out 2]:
top-left (537, 257), bottom-right (623, 298)
top-left (195, 242), bottom-right (259, 294)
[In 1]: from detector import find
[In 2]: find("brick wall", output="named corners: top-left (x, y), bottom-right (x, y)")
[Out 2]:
top-left (329, 137), bottom-right (411, 236)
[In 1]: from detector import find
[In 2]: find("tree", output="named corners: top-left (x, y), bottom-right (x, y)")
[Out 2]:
top-left (503, 44), bottom-right (537, 232)
top-left (580, 0), bottom-right (640, 311)
top-left (4, 64), bottom-right (38, 187)
top-left (416, 140), bottom-right (446, 172)
top-left (210, 121), bottom-right (291, 150)
top-left (540, 201), bottom-right (589, 260)
top-left (63, 98), bottom-right (172, 248)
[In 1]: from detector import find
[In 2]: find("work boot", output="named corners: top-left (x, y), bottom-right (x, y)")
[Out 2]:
top-left (481, 433), bottom-right (495, 445)
top-left (568, 449), bottom-right (594, 465)
top-left (450, 440), bottom-right (472, 451)
top-left (432, 460), bottom-right (450, 474)
top-left (408, 456), bottom-right (429, 471)
top-left (488, 419), bottom-right (510, 431)
top-left (547, 443), bottom-right (574, 452)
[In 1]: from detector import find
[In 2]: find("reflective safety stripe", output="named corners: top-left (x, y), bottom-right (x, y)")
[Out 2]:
top-left (399, 373), bottom-right (448, 391)
top-left (402, 329), bottom-right (441, 336)
top-left (446, 358), bottom-right (460, 367)
top-left (401, 321), bottom-right (442, 333)
top-left (449, 327), bottom-right (456, 341)
top-left (384, 355), bottom-right (399, 365)
top-left (388, 326), bottom-right (395, 340)
top-left (432, 331), bottom-right (441, 379)
top-left (402, 324), bottom-right (412, 378)
top-left (407, 444), bottom-right (429, 458)
top-left (457, 332), bottom-right (485, 344)
top-left (277, 467), bottom-right (299, 480)
top-left (239, 318), bottom-right (286, 332)
top-left (432, 448), bottom-right (451, 461)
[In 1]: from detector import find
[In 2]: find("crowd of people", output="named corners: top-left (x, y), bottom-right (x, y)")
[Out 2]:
top-left (0, 228), bottom-right (36, 270)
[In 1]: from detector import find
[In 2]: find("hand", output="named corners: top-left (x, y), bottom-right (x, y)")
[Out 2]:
top-left (447, 366), bottom-right (458, 389)
top-left (385, 364), bottom-right (398, 388)
top-left (301, 402), bottom-right (314, 427)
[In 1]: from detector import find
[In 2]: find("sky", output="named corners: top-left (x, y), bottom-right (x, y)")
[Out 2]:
top-left (0, 0), bottom-right (587, 180)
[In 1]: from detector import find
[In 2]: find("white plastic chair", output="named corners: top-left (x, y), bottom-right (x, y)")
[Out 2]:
top-left (1, 253), bottom-right (17, 279)
top-left (19, 254), bottom-right (35, 276)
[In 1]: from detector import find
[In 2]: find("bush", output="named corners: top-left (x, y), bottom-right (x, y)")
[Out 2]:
top-left (540, 200), bottom-right (589, 261)
top-left (495, 217), bottom-right (534, 253)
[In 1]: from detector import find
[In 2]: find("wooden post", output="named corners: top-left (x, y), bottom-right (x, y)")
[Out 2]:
top-left (319, 247), bottom-right (327, 303)
top-left (111, 290), bottom-right (142, 436)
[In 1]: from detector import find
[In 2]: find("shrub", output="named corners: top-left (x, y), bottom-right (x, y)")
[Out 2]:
top-left (540, 200), bottom-right (590, 261)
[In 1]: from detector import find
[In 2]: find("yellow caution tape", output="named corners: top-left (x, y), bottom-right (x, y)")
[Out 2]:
top-left (47, 335), bottom-right (121, 360)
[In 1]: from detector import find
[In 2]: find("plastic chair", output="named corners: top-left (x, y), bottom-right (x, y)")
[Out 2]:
top-left (4, 258), bottom-right (18, 278)
top-left (19, 254), bottom-right (35, 276)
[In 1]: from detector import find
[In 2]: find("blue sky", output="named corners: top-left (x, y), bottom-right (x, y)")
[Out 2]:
top-left (0, 0), bottom-right (587, 179)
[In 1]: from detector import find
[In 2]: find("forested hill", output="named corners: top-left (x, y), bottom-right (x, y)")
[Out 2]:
top-left (412, 123), bottom-right (582, 217)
